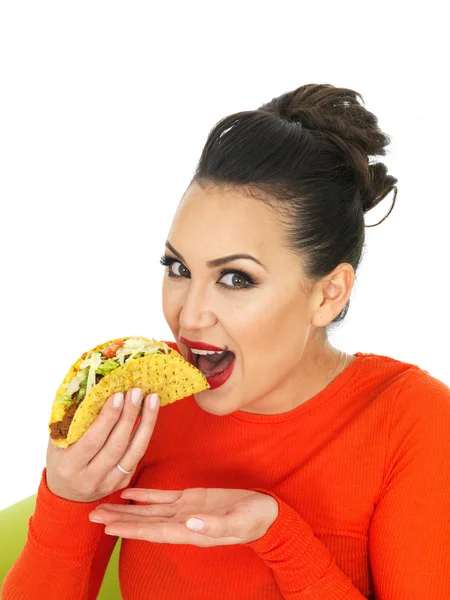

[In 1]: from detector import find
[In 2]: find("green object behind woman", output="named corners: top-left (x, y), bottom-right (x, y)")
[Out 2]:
top-left (0, 495), bottom-right (121, 599)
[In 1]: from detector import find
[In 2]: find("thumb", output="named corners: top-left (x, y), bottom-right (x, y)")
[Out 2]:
top-left (185, 511), bottom-right (246, 537)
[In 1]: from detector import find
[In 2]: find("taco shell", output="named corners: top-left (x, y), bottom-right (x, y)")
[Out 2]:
top-left (49, 336), bottom-right (209, 448)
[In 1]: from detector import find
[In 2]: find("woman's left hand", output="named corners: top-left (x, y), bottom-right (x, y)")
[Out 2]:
top-left (89, 487), bottom-right (279, 547)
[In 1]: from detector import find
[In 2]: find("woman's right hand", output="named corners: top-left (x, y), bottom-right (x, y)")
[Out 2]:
top-left (45, 388), bottom-right (159, 502)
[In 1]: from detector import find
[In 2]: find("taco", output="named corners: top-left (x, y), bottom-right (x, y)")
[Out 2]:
top-left (49, 336), bottom-right (209, 448)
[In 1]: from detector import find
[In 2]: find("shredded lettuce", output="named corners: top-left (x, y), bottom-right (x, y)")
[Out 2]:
top-left (96, 359), bottom-right (120, 376)
top-left (116, 338), bottom-right (169, 365)
top-left (56, 392), bottom-right (73, 405)
top-left (75, 383), bottom-right (87, 403)
top-left (79, 352), bottom-right (103, 398)
top-left (59, 339), bottom-right (170, 406)
top-left (65, 368), bottom-right (89, 395)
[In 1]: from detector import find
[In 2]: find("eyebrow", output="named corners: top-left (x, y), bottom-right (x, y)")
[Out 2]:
top-left (165, 241), bottom-right (267, 270)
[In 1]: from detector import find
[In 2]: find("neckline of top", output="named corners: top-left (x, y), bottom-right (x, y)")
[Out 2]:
top-left (229, 352), bottom-right (368, 424)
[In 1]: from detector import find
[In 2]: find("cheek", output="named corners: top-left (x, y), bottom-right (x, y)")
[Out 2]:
top-left (236, 292), bottom-right (310, 351)
top-left (217, 299), bottom-right (261, 340)
top-left (162, 279), bottom-right (178, 325)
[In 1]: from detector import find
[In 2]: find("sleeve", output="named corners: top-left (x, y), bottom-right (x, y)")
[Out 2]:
top-left (368, 371), bottom-right (450, 599)
top-left (245, 371), bottom-right (450, 600)
top-left (1, 469), bottom-right (131, 600)
top-left (245, 490), bottom-right (366, 599)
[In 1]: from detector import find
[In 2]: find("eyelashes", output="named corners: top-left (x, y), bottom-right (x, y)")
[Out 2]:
top-left (159, 254), bottom-right (258, 290)
top-left (160, 254), bottom-right (187, 273)
top-left (159, 254), bottom-right (174, 267)
top-left (217, 268), bottom-right (257, 290)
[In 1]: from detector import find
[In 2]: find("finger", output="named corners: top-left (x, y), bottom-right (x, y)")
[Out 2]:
top-left (120, 488), bottom-right (182, 503)
top-left (91, 503), bottom-right (176, 519)
top-left (68, 392), bottom-right (125, 469)
top-left (86, 388), bottom-right (145, 474)
top-left (89, 506), bottom-right (176, 524)
top-left (112, 393), bottom-right (161, 474)
top-left (103, 521), bottom-right (240, 547)
top-left (46, 435), bottom-right (63, 457)
top-left (46, 436), bottom-right (65, 469)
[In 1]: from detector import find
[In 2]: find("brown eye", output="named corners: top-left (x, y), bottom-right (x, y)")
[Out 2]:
top-left (218, 272), bottom-right (251, 288)
top-left (171, 261), bottom-right (190, 277)
top-left (231, 274), bottom-right (247, 287)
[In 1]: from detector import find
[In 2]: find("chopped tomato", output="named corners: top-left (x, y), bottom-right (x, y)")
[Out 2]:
top-left (101, 339), bottom-right (124, 358)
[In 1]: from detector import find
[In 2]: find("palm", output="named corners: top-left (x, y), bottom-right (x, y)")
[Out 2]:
top-left (165, 487), bottom-right (256, 521)
top-left (90, 487), bottom-right (278, 547)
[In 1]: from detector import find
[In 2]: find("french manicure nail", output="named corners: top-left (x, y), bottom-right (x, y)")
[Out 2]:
top-left (131, 388), bottom-right (143, 405)
top-left (89, 515), bottom-right (102, 523)
top-left (186, 517), bottom-right (205, 531)
top-left (150, 393), bottom-right (159, 409)
top-left (113, 392), bottom-right (124, 408)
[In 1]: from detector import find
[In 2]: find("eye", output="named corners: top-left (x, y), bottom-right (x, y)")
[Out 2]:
top-left (160, 254), bottom-right (257, 289)
top-left (160, 254), bottom-right (191, 278)
top-left (170, 261), bottom-right (190, 277)
top-left (217, 270), bottom-right (255, 290)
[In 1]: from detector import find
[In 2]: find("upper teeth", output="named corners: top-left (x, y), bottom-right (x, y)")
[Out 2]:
top-left (191, 349), bottom-right (224, 355)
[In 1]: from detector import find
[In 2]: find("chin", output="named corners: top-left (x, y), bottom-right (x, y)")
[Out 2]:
top-left (193, 391), bottom-right (236, 417)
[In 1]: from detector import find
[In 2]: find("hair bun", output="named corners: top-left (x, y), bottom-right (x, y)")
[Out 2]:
top-left (260, 84), bottom-right (398, 225)
top-left (360, 162), bottom-right (398, 225)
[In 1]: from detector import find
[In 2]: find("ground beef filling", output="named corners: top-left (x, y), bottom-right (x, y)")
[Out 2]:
top-left (50, 373), bottom-right (104, 440)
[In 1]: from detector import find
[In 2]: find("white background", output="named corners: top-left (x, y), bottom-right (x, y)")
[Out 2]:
top-left (0, 1), bottom-right (448, 511)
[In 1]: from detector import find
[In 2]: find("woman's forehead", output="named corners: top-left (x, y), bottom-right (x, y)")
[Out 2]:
top-left (171, 184), bottom-right (282, 245)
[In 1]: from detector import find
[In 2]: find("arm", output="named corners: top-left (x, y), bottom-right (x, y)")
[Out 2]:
top-left (2, 376), bottom-right (160, 599)
top-left (368, 372), bottom-right (450, 599)
top-left (246, 372), bottom-right (450, 599)
top-left (246, 491), bottom-right (366, 598)
top-left (1, 469), bottom-right (130, 600)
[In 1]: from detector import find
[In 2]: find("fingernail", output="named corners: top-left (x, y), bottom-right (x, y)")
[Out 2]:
top-left (186, 517), bottom-right (204, 531)
top-left (113, 392), bottom-right (124, 408)
top-left (131, 388), bottom-right (143, 405)
top-left (150, 393), bottom-right (159, 410)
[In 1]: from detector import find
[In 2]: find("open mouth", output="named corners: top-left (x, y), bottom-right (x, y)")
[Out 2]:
top-left (190, 348), bottom-right (235, 377)
top-left (179, 337), bottom-right (236, 390)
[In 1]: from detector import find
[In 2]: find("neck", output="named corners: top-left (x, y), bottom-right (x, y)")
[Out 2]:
top-left (240, 336), bottom-right (350, 415)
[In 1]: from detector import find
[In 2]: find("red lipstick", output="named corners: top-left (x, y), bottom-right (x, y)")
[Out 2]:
top-left (205, 358), bottom-right (236, 390)
top-left (179, 336), bottom-right (225, 352)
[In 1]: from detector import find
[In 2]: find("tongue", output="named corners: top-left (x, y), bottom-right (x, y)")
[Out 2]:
top-left (198, 352), bottom-right (234, 376)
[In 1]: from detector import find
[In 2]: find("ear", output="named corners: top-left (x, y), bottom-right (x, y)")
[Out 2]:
top-left (310, 263), bottom-right (355, 327)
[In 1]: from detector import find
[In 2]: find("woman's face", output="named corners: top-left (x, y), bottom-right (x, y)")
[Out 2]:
top-left (162, 183), bottom-right (336, 416)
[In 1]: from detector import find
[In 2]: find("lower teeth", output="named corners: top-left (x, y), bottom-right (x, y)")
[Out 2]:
top-left (195, 351), bottom-right (234, 378)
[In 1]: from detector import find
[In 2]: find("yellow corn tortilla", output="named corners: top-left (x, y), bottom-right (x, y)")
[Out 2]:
top-left (49, 336), bottom-right (209, 448)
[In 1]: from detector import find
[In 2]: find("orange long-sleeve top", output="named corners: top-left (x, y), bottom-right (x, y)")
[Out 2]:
top-left (3, 349), bottom-right (450, 599)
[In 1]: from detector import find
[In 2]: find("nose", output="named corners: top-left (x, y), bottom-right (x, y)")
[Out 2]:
top-left (179, 281), bottom-right (217, 333)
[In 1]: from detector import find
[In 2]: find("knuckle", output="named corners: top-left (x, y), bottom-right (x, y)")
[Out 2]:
top-left (146, 412), bottom-right (158, 426)
top-left (81, 434), bottom-right (102, 455)
top-left (54, 464), bottom-right (70, 481)
top-left (121, 411), bottom-right (139, 425)
top-left (100, 403), bottom-right (121, 421)
top-left (126, 445), bottom-right (145, 463)
top-left (111, 441), bottom-right (128, 457)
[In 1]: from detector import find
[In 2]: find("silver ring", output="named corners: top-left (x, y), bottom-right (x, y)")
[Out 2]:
top-left (116, 462), bottom-right (134, 475)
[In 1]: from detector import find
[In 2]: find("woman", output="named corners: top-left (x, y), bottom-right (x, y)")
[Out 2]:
top-left (3, 84), bottom-right (449, 599)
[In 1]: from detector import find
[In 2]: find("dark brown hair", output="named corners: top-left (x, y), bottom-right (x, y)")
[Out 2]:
top-left (191, 83), bottom-right (398, 325)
